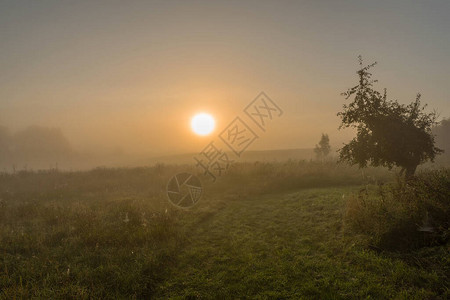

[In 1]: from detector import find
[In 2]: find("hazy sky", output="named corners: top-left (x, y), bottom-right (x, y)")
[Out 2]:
top-left (1, 0), bottom-right (449, 155)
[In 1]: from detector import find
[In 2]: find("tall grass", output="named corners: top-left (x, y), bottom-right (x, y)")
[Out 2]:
top-left (345, 169), bottom-right (450, 251)
top-left (0, 160), bottom-right (397, 298)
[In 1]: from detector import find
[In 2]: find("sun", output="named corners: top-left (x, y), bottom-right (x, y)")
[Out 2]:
top-left (191, 113), bottom-right (215, 136)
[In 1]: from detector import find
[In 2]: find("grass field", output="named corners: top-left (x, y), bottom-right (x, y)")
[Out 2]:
top-left (155, 185), bottom-right (449, 299)
top-left (0, 162), bottom-right (448, 299)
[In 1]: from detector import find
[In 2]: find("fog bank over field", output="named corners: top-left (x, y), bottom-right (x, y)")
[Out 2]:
top-left (0, 123), bottom-right (318, 171)
top-left (0, 125), bottom-right (125, 171)
top-left (0, 119), bottom-right (449, 172)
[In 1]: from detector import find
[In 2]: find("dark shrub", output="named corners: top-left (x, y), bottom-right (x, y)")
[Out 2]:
top-left (345, 169), bottom-right (450, 251)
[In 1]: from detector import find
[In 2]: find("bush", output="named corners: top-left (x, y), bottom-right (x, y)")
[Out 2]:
top-left (345, 169), bottom-right (450, 251)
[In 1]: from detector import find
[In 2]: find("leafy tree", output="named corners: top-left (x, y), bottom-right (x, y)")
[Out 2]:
top-left (338, 57), bottom-right (442, 178)
top-left (314, 133), bottom-right (331, 160)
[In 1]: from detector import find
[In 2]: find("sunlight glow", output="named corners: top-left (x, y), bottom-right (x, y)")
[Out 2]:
top-left (191, 113), bottom-right (215, 136)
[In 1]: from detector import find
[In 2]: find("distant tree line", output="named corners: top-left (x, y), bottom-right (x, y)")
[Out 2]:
top-left (433, 118), bottom-right (450, 158)
top-left (0, 125), bottom-right (73, 169)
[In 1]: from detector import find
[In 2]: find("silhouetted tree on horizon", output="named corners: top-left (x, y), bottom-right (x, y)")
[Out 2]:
top-left (433, 118), bottom-right (450, 158)
top-left (314, 133), bottom-right (331, 161)
top-left (337, 57), bottom-right (442, 179)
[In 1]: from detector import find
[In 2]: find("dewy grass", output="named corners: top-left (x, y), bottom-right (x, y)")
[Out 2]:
top-left (0, 162), bottom-right (448, 298)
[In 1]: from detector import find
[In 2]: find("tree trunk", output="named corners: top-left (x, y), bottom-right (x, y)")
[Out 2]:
top-left (404, 164), bottom-right (418, 180)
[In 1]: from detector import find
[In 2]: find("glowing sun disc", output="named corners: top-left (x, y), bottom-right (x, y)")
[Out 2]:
top-left (191, 113), bottom-right (215, 136)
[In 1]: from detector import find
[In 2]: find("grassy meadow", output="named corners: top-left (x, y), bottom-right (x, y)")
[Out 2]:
top-left (0, 161), bottom-right (448, 299)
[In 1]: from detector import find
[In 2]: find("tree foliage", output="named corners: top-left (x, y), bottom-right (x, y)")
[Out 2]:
top-left (338, 57), bottom-right (442, 178)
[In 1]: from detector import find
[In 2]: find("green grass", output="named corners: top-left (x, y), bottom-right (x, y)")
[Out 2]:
top-left (156, 187), bottom-right (448, 299)
top-left (0, 163), bottom-right (448, 298)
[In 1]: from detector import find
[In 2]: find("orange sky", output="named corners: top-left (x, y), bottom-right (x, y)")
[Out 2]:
top-left (1, 1), bottom-right (449, 156)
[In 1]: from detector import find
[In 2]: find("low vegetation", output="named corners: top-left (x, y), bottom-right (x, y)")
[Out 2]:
top-left (345, 169), bottom-right (450, 250)
top-left (0, 162), bottom-right (448, 298)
